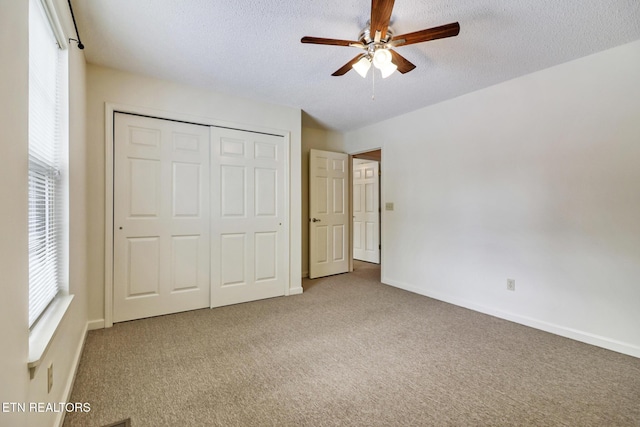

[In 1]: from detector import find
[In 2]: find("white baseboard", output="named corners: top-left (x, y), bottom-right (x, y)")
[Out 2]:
top-left (382, 276), bottom-right (640, 359)
top-left (288, 286), bottom-right (304, 296)
top-left (56, 321), bottom-right (88, 427)
top-left (87, 319), bottom-right (105, 330)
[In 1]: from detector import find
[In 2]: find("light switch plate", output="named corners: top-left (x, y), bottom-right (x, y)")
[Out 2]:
top-left (385, 202), bottom-right (394, 211)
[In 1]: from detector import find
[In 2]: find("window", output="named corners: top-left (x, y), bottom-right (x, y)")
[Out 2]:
top-left (28, 0), bottom-right (68, 328)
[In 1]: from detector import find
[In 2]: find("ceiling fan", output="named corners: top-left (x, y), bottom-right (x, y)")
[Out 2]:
top-left (301, 0), bottom-right (460, 78)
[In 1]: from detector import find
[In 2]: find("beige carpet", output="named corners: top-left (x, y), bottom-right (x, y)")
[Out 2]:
top-left (65, 262), bottom-right (640, 426)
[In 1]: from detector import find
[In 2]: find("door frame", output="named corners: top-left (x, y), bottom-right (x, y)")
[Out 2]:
top-left (348, 148), bottom-right (383, 275)
top-left (104, 102), bottom-right (293, 328)
top-left (351, 158), bottom-right (380, 264)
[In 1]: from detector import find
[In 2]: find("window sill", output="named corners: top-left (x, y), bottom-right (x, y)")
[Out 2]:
top-left (28, 294), bottom-right (74, 379)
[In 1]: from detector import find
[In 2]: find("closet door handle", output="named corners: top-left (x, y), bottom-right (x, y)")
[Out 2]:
top-left (311, 218), bottom-right (321, 223)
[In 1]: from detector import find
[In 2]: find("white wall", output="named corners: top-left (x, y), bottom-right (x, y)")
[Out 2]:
top-left (301, 127), bottom-right (346, 277)
top-left (0, 1), bottom-right (30, 425)
top-left (86, 65), bottom-right (302, 324)
top-left (0, 0), bottom-right (89, 425)
top-left (345, 40), bottom-right (640, 357)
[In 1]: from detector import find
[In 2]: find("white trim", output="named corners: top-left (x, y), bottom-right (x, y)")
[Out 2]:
top-left (55, 321), bottom-right (88, 427)
top-left (283, 132), bottom-right (292, 296)
top-left (104, 106), bottom-right (114, 328)
top-left (105, 102), bottom-right (290, 137)
top-left (380, 152), bottom-right (385, 281)
top-left (348, 155), bottom-right (353, 272)
top-left (40, 0), bottom-right (68, 50)
top-left (28, 294), bottom-right (74, 378)
top-left (87, 319), bottom-right (105, 330)
top-left (288, 287), bottom-right (304, 296)
top-left (382, 276), bottom-right (640, 359)
top-left (105, 102), bottom-right (294, 326)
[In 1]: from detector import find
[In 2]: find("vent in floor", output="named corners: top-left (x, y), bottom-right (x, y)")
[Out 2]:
top-left (103, 419), bottom-right (131, 427)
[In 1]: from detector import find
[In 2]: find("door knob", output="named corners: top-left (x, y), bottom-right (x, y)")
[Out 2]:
top-left (311, 218), bottom-right (321, 223)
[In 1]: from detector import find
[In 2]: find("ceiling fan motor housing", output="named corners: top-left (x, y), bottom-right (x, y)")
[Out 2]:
top-left (359, 25), bottom-right (394, 55)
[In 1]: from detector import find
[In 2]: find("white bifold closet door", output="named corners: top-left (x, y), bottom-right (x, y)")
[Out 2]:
top-left (210, 127), bottom-right (288, 307)
top-left (113, 114), bottom-right (288, 322)
top-left (113, 113), bottom-right (211, 322)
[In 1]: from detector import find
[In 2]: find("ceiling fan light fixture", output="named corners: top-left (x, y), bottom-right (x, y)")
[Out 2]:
top-left (352, 56), bottom-right (372, 78)
top-left (380, 62), bottom-right (398, 78)
top-left (301, 1), bottom-right (461, 79)
top-left (372, 48), bottom-right (392, 69)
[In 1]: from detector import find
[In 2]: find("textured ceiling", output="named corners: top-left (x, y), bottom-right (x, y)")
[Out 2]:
top-left (73, 0), bottom-right (640, 131)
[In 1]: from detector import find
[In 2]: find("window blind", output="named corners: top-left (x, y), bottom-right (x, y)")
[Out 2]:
top-left (28, 0), bottom-right (64, 327)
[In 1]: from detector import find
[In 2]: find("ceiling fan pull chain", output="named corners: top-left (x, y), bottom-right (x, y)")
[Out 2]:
top-left (372, 66), bottom-right (376, 101)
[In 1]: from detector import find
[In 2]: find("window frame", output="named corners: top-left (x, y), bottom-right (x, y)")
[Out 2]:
top-left (27, 0), bottom-right (72, 377)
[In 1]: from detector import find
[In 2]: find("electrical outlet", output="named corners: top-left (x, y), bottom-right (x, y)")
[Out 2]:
top-left (47, 364), bottom-right (53, 393)
top-left (507, 278), bottom-right (515, 291)
top-left (385, 202), bottom-right (394, 211)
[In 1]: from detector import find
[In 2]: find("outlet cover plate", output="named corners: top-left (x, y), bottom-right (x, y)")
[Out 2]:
top-left (47, 364), bottom-right (53, 393)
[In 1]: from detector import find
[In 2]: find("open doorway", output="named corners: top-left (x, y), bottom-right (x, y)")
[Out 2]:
top-left (351, 149), bottom-right (382, 279)
top-left (306, 148), bottom-right (382, 282)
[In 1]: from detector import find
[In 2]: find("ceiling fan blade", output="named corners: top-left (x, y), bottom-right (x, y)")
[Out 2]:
top-left (370, 0), bottom-right (395, 39)
top-left (301, 36), bottom-right (361, 47)
top-left (393, 22), bottom-right (460, 47)
top-left (390, 50), bottom-right (416, 74)
top-left (332, 55), bottom-right (364, 76)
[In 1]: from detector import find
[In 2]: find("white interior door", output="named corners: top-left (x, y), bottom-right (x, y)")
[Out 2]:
top-left (353, 159), bottom-right (380, 264)
top-left (309, 149), bottom-right (349, 279)
top-left (210, 127), bottom-right (288, 307)
top-left (113, 113), bottom-right (210, 322)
